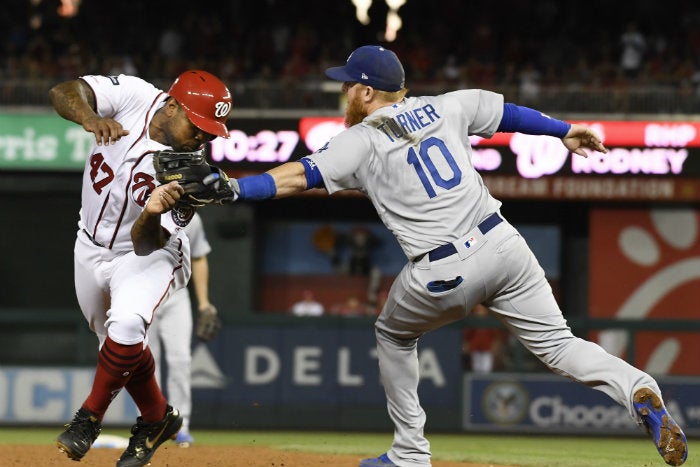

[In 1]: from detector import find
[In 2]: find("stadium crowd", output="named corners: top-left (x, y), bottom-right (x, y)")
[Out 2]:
top-left (2, 0), bottom-right (700, 109)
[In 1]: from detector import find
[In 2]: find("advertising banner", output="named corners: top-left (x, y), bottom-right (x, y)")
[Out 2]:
top-left (0, 367), bottom-right (139, 425)
top-left (207, 118), bottom-right (700, 202)
top-left (589, 208), bottom-right (700, 375)
top-left (0, 113), bottom-right (94, 170)
top-left (3, 111), bottom-right (699, 200)
top-left (463, 373), bottom-right (700, 436)
top-left (196, 325), bottom-right (461, 407)
top-left (0, 325), bottom-right (462, 428)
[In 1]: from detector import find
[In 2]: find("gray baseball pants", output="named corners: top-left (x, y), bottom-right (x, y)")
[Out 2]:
top-left (374, 213), bottom-right (658, 467)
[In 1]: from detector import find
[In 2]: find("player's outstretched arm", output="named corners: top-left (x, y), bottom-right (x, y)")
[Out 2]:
top-left (131, 181), bottom-right (184, 255)
top-left (268, 162), bottom-right (309, 198)
top-left (222, 161), bottom-right (308, 202)
top-left (48, 79), bottom-right (129, 146)
top-left (497, 104), bottom-right (608, 159)
top-left (562, 123), bottom-right (608, 158)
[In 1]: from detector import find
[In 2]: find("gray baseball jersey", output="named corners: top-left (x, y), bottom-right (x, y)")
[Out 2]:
top-left (307, 90), bottom-right (503, 260)
top-left (308, 90), bottom-right (661, 467)
top-left (149, 212), bottom-right (211, 433)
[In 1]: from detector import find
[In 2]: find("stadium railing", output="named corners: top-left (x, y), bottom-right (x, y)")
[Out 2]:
top-left (1, 79), bottom-right (699, 116)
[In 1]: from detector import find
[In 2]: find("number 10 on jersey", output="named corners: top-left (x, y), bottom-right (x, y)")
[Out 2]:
top-left (406, 136), bottom-right (462, 198)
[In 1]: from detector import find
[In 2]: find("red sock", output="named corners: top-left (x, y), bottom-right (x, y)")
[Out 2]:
top-left (125, 346), bottom-right (167, 423)
top-left (83, 336), bottom-right (142, 421)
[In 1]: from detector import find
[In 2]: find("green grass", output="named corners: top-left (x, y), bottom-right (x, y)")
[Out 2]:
top-left (1, 427), bottom-right (691, 467)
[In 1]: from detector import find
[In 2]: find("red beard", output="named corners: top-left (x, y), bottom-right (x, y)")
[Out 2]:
top-left (344, 93), bottom-right (367, 128)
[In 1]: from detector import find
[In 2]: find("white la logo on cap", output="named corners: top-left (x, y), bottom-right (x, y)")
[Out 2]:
top-left (361, 73), bottom-right (368, 79)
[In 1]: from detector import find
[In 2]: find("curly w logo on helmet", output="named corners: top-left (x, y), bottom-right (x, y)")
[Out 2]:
top-left (214, 101), bottom-right (232, 118)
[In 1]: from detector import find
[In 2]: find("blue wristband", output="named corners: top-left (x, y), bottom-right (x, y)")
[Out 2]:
top-left (498, 103), bottom-right (570, 138)
top-left (238, 173), bottom-right (277, 200)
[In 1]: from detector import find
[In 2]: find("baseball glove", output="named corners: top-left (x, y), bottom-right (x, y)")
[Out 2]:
top-left (196, 304), bottom-right (222, 342)
top-left (153, 150), bottom-right (236, 226)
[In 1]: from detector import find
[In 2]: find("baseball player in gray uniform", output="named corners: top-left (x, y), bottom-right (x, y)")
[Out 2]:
top-left (50, 70), bottom-right (231, 467)
top-left (149, 212), bottom-right (215, 447)
top-left (218, 45), bottom-right (688, 467)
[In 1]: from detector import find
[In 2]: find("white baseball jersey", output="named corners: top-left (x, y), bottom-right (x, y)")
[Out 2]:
top-left (291, 300), bottom-right (324, 317)
top-left (73, 74), bottom-right (191, 347)
top-left (78, 74), bottom-right (183, 250)
top-left (307, 90), bottom-right (503, 260)
top-left (182, 212), bottom-right (212, 259)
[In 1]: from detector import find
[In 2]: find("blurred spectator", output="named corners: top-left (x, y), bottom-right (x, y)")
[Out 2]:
top-left (462, 304), bottom-right (505, 373)
top-left (347, 226), bottom-right (378, 276)
top-left (1, 0), bottom-right (699, 109)
top-left (312, 225), bottom-right (341, 273)
top-left (690, 68), bottom-right (700, 97)
top-left (440, 54), bottom-right (461, 83)
top-left (291, 289), bottom-right (325, 317)
top-left (517, 60), bottom-right (542, 106)
top-left (619, 21), bottom-right (647, 81)
top-left (106, 55), bottom-right (137, 76)
top-left (158, 27), bottom-right (184, 59)
top-left (566, 57), bottom-right (594, 90)
top-left (331, 296), bottom-right (371, 317)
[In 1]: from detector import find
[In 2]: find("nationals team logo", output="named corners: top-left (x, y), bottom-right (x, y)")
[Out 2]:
top-left (131, 172), bottom-right (156, 207)
top-left (215, 101), bottom-right (232, 118)
top-left (171, 205), bottom-right (195, 227)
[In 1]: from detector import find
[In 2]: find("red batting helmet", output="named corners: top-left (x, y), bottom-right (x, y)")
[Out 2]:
top-left (168, 70), bottom-right (232, 138)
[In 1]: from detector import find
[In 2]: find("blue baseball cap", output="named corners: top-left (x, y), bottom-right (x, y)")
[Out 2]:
top-left (325, 45), bottom-right (405, 92)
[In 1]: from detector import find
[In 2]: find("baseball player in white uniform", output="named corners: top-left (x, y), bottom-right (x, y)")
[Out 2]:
top-left (149, 212), bottom-right (214, 447)
top-left (291, 289), bottom-right (325, 316)
top-left (50, 70), bottom-right (232, 467)
top-left (221, 46), bottom-right (688, 467)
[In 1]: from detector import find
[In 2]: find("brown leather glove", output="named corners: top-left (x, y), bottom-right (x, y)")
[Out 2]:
top-left (196, 304), bottom-right (222, 342)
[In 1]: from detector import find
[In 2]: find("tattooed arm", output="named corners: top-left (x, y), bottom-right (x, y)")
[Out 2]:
top-left (48, 78), bottom-right (130, 145)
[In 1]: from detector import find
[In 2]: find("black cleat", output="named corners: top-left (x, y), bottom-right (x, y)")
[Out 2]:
top-left (116, 405), bottom-right (183, 467)
top-left (56, 407), bottom-right (102, 461)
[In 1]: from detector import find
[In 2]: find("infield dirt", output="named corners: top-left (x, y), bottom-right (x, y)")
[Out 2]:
top-left (10, 444), bottom-right (517, 467)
